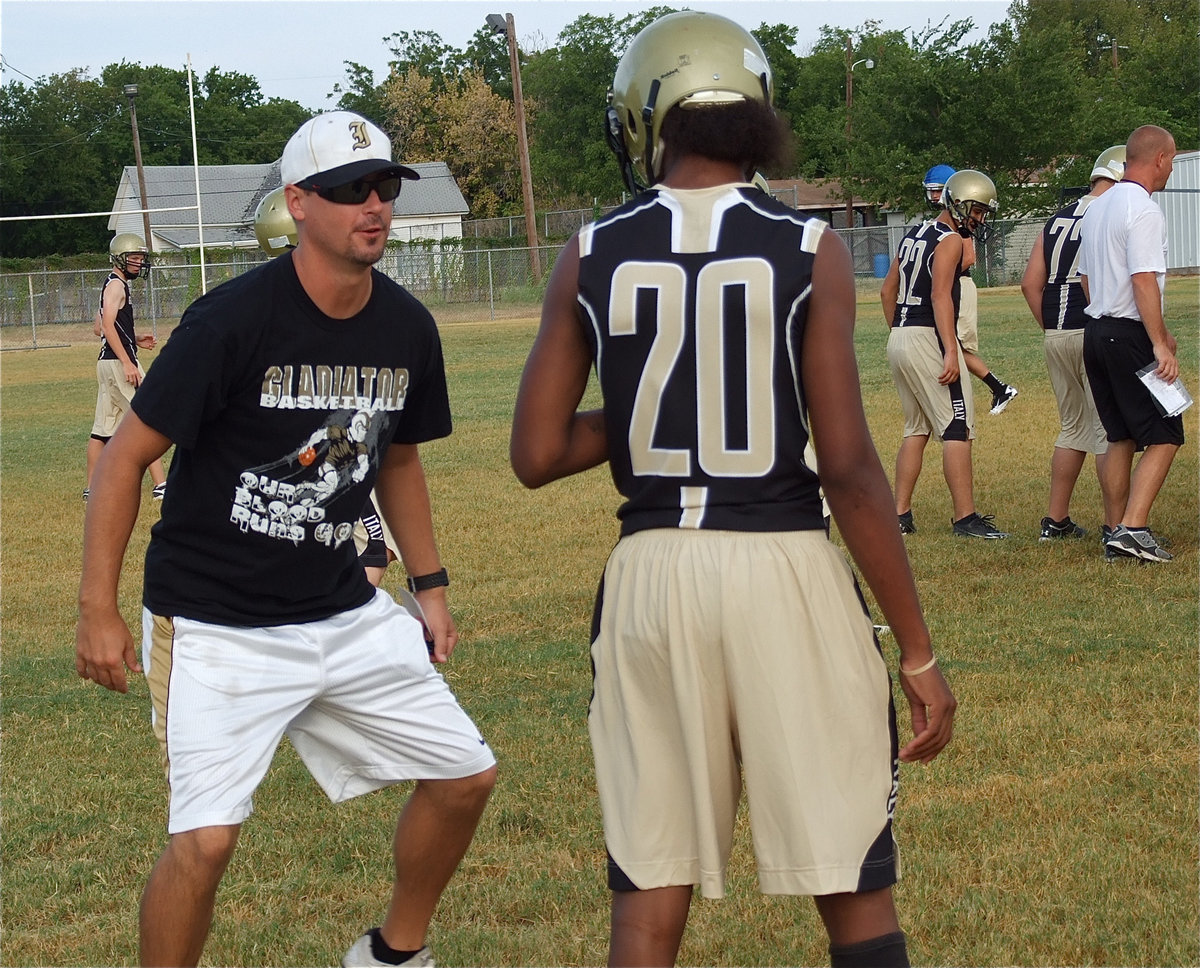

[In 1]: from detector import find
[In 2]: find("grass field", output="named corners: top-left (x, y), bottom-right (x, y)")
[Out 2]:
top-left (2, 279), bottom-right (1197, 967)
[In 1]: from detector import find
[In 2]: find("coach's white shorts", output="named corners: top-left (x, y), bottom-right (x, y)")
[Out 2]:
top-left (589, 528), bottom-right (900, 900)
top-left (142, 589), bottom-right (495, 835)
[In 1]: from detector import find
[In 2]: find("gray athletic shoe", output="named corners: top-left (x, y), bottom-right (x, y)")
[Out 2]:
top-left (341, 933), bottom-right (435, 968)
top-left (952, 512), bottom-right (1009, 539)
top-left (1105, 525), bottom-right (1173, 562)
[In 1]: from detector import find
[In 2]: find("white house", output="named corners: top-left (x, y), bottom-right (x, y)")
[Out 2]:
top-left (108, 160), bottom-right (470, 251)
top-left (1157, 148), bottom-right (1199, 272)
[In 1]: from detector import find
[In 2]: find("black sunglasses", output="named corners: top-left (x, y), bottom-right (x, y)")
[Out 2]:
top-left (299, 174), bottom-right (403, 205)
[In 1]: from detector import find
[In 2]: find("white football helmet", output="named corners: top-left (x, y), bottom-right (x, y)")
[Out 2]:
top-left (943, 169), bottom-right (998, 242)
top-left (1089, 144), bottom-right (1126, 185)
top-left (254, 187), bottom-right (297, 256)
top-left (606, 11), bottom-right (773, 194)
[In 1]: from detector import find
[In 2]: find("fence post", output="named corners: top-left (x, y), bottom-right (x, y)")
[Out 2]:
top-left (28, 274), bottom-right (38, 348)
top-left (487, 249), bottom-right (495, 321)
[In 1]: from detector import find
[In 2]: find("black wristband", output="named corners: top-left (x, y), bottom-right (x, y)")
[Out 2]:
top-left (407, 568), bottom-right (449, 592)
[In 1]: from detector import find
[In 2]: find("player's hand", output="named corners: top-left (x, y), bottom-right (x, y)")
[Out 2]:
top-left (415, 589), bottom-right (458, 664)
top-left (938, 352), bottom-right (960, 386)
top-left (897, 662), bottom-right (956, 763)
top-left (123, 361), bottom-right (141, 387)
top-left (76, 608), bottom-right (142, 694)
top-left (136, 334), bottom-right (157, 350)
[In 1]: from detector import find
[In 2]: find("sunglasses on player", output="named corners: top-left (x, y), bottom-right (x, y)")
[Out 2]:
top-left (298, 174), bottom-right (404, 205)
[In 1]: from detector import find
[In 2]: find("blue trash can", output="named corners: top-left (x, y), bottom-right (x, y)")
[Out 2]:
top-left (873, 253), bottom-right (890, 278)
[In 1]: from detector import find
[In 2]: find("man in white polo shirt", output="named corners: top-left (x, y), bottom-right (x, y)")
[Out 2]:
top-left (1077, 124), bottom-right (1182, 562)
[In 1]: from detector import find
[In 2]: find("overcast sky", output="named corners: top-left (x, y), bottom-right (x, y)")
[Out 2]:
top-left (2, 0), bottom-right (1011, 111)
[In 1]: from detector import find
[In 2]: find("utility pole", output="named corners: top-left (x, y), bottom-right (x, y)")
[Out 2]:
top-left (843, 37), bottom-right (874, 229)
top-left (487, 12), bottom-right (540, 281)
top-left (123, 84), bottom-right (154, 254)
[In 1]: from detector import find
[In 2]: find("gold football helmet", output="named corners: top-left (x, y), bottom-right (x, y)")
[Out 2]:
top-left (254, 187), bottom-right (297, 256)
top-left (943, 169), bottom-right (998, 242)
top-left (1089, 144), bottom-right (1126, 185)
top-left (607, 11), bottom-right (773, 194)
top-left (109, 233), bottom-right (150, 277)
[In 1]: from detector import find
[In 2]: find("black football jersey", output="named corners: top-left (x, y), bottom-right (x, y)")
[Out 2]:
top-left (98, 272), bottom-right (139, 363)
top-left (576, 185), bottom-right (827, 536)
top-left (890, 220), bottom-right (960, 330)
top-left (1039, 196), bottom-right (1095, 330)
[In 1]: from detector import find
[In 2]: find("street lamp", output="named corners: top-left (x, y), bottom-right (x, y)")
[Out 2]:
top-left (843, 37), bottom-right (874, 228)
top-left (487, 12), bottom-right (540, 281)
top-left (123, 83), bottom-right (154, 254)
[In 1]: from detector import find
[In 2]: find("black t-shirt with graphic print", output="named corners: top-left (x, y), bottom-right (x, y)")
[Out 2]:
top-left (133, 252), bottom-right (451, 627)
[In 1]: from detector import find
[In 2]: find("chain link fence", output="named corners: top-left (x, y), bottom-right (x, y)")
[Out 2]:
top-left (0, 245), bottom-right (558, 350)
top-left (1, 219), bottom-right (1044, 351)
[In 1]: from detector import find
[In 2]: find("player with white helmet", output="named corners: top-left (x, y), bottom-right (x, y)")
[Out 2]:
top-left (1020, 144), bottom-right (1126, 544)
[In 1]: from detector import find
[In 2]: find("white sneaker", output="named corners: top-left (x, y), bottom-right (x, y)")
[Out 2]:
top-left (341, 932), bottom-right (435, 968)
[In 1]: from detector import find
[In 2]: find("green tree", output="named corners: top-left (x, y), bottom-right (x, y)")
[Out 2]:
top-left (380, 65), bottom-right (518, 218)
top-left (0, 70), bottom-right (122, 255)
top-left (2, 63), bottom-right (308, 257)
top-left (331, 61), bottom-right (388, 120)
top-left (520, 8), bottom-right (675, 208)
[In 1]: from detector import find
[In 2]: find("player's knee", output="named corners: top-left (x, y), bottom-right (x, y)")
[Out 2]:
top-left (168, 825), bottom-right (241, 878)
top-left (422, 765), bottom-right (496, 812)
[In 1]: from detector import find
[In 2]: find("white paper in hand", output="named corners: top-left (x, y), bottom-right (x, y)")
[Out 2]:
top-left (1137, 362), bottom-right (1193, 417)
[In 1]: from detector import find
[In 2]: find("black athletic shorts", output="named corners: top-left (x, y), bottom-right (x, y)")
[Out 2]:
top-left (1083, 315), bottom-right (1185, 450)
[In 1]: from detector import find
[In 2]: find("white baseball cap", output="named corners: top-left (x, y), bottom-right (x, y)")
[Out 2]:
top-left (280, 111), bottom-right (419, 187)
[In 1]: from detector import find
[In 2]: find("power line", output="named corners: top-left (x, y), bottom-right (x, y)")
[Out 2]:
top-left (0, 55), bottom-right (41, 85)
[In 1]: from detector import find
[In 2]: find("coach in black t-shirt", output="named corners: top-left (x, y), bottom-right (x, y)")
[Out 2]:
top-left (76, 111), bottom-right (495, 968)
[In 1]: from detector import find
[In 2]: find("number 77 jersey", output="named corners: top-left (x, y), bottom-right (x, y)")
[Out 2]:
top-left (576, 183), bottom-right (828, 536)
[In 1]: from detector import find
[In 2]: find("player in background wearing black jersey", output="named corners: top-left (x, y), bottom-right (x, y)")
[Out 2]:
top-left (882, 169), bottom-right (1010, 539)
top-left (512, 13), bottom-right (955, 967)
top-left (922, 166), bottom-right (1018, 416)
top-left (1020, 146), bottom-right (1125, 542)
top-left (85, 234), bottom-right (168, 502)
